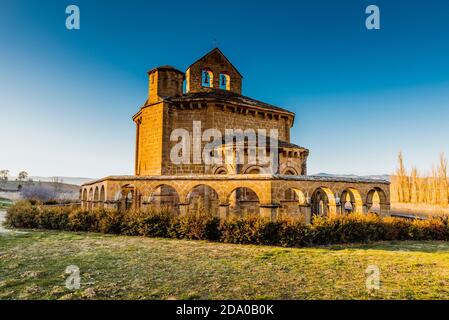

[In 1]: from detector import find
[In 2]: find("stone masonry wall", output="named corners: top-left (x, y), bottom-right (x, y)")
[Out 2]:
top-left (186, 49), bottom-right (242, 94)
top-left (148, 68), bottom-right (184, 104)
top-left (135, 102), bottom-right (164, 175)
top-left (161, 103), bottom-right (293, 175)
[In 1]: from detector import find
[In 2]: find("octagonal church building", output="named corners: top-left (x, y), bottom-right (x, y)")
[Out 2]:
top-left (81, 48), bottom-right (390, 222)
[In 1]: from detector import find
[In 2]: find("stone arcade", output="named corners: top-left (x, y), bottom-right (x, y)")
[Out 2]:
top-left (81, 48), bottom-right (390, 222)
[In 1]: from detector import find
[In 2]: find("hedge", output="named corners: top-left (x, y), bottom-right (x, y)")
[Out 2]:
top-left (4, 200), bottom-right (449, 247)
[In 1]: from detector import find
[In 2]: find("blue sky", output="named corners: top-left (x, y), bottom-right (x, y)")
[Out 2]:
top-left (1, 0), bottom-right (448, 178)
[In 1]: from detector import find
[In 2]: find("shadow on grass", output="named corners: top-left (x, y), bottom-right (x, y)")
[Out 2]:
top-left (325, 241), bottom-right (449, 253)
top-left (3, 218), bottom-right (449, 254)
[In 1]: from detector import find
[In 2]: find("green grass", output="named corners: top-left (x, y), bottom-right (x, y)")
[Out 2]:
top-left (2, 230), bottom-right (449, 299)
top-left (0, 199), bottom-right (12, 210)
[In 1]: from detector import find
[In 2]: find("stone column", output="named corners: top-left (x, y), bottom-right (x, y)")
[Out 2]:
top-left (259, 204), bottom-right (279, 221)
top-left (363, 204), bottom-right (371, 214)
top-left (219, 204), bottom-right (230, 220)
top-left (336, 203), bottom-right (342, 215)
top-left (380, 203), bottom-right (391, 216)
top-left (301, 205), bottom-right (312, 225)
top-left (327, 204), bottom-right (338, 217)
top-left (120, 198), bottom-right (126, 213)
top-left (179, 203), bottom-right (189, 216)
top-left (133, 192), bottom-right (141, 211)
top-left (204, 186), bottom-right (211, 213)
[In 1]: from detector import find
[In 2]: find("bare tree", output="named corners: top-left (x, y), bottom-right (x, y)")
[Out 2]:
top-left (390, 152), bottom-right (449, 208)
top-left (438, 153), bottom-right (448, 206)
top-left (0, 169), bottom-right (9, 182)
top-left (18, 171), bottom-right (28, 181)
top-left (431, 165), bottom-right (439, 205)
top-left (417, 173), bottom-right (426, 203)
top-left (410, 167), bottom-right (419, 203)
top-left (50, 177), bottom-right (64, 195)
top-left (395, 152), bottom-right (410, 203)
top-left (51, 177), bottom-right (63, 184)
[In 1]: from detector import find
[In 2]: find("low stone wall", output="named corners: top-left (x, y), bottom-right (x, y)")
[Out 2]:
top-left (80, 175), bottom-right (390, 222)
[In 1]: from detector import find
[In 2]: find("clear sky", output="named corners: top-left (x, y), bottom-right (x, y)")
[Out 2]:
top-left (1, 0), bottom-right (448, 178)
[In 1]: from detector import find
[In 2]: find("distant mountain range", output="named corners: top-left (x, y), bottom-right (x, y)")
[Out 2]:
top-left (9, 174), bottom-right (390, 185)
top-left (9, 176), bottom-right (96, 186)
top-left (313, 173), bottom-right (390, 181)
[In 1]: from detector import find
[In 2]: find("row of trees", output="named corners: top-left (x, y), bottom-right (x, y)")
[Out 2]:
top-left (391, 152), bottom-right (449, 206)
top-left (0, 170), bottom-right (29, 182)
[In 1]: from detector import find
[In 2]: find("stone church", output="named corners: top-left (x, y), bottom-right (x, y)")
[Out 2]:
top-left (81, 48), bottom-right (390, 222)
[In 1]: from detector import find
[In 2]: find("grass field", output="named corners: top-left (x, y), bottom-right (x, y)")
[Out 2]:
top-left (391, 202), bottom-right (449, 218)
top-left (0, 198), bottom-right (12, 210)
top-left (2, 222), bottom-right (449, 300)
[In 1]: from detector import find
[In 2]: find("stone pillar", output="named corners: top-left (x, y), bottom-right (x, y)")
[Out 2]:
top-left (133, 192), bottom-right (141, 211)
top-left (327, 204), bottom-right (338, 217)
top-left (204, 187), bottom-right (211, 213)
top-left (354, 204), bottom-right (364, 215)
top-left (120, 198), bottom-right (126, 213)
top-left (363, 204), bottom-right (371, 214)
top-left (380, 203), bottom-right (391, 216)
top-left (259, 204), bottom-right (279, 221)
top-left (300, 205), bottom-right (312, 225)
top-left (219, 204), bottom-right (230, 220)
top-left (179, 203), bottom-right (189, 216)
top-left (336, 203), bottom-right (342, 215)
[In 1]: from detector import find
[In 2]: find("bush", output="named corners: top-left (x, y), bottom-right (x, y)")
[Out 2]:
top-left (5, 200), bottom-right (40, 228)
top-left (279, 218), bottom-right (312, 247)
top-left (68, 209), bottom-right (97, 232)
top-left (219, 216), bottom-right (259, 244)
top-left (36, 207), bottom-right (71, 230)
top-left (6, 201), bottom-right (449, 247)
top-left (408, 218), bottom-right (449, 241)
top-left (122, 209), bottom-right (174, 238)
top-left (171, 211), bottom-right (220, 241)
top-left (4, 201), bottom-right (71, 230)
top-left (311, 214), bottom-right (388, 244)
top-left (94, 209), bottom-right (125, 234)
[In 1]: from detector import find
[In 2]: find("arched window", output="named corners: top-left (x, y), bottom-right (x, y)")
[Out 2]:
top-left (182, 78), bottom-right (187, 93)
top-left (214, 167), bottom-right (228, 175)
top-left (282, 168), bottom-right (298, 175)
top-left (219, 73), bottom-right (230, 90)
top-left (147, 184), bottom-right (180, 215)
top-left (202, 69), bottom-right (213, 88)
top-left (187, 185), bottom-right (219, 215)
top-left (228, 187), bottom-right (260, 216)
